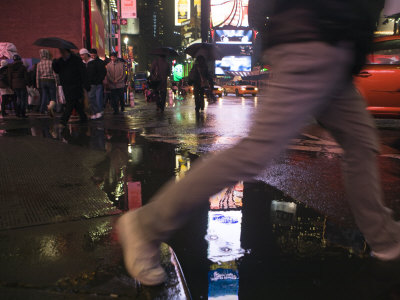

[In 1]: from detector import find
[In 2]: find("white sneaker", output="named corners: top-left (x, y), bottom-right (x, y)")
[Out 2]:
top-left (116, 210), bottom-right (167, 286)
top-left (90, 114), bottom-right (97, 120)
top-left (372, 243), bottom-right (400, 261)
top-left (95, 112), bottom-right (103, 119)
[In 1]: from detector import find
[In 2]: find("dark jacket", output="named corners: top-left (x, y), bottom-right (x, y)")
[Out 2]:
top-left (0, 66), bottom-right (10, 89)
top-left (249, 0), bottom-right (385, 74)
top-left (150, 57), bottom-right (170, 90)
top-left (52, 54), bottom-right (88, 101)
top-left (8, 61), bottom-right (28, 89)
top-left (87, 57), bottom-right (107, 85)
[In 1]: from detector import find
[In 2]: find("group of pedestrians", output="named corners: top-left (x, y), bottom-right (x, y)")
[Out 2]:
top-left (0, 48), bottom-right (127, 123)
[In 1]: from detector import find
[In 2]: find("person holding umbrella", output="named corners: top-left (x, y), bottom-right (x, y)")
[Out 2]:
top-left (52, 48), bottom-right (88, 126)
top-left (188, 55), bottom-right (211, 113)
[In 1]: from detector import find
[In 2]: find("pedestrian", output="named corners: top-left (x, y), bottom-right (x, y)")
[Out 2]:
top-left (188, 55), bottom-right (210, 113)
top-left (8, 54), bottom-right (28, 118)
top-left (36, 49), bottom-right (58, 117)
top-left (106, 52), bottom-right (126, 115)
top-left (116, 0), bottom-right (400, 286)
top-left (79, 48), bottom-right (92, 65)
top-left (86, 48), bottom-right (107, 120)
top-left (52, 48), bottom-right (88, 126)
top-left (0, 60), bottom-right (15, 117)
top-left (149, 55), bottom-right (170, 112)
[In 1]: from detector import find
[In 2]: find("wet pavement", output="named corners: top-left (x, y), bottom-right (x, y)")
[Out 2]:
top-left (0, 95), bottom-right (400, 299)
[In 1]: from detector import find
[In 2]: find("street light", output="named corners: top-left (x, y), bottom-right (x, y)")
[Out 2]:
top-left (124, 37), bottom-right (129, 59)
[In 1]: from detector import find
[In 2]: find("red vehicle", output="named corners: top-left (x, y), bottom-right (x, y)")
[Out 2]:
top-left (355, 35), bottom-right (400, 116)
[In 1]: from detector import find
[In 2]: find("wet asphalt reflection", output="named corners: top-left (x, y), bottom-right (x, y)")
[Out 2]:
top-left (0, 97), bottom-right (400, 299)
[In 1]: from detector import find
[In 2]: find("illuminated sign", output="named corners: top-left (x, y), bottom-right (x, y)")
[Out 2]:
top-left (215, 30), bottom-right (253, 44)
top-left (175, 0), bottom-right (191, 26)
top-left (121, 0), bottom-right (137, 18)
top-left (211, 0), bottom-right (249, 28)
top-left (173, 64), bottom-right (184, 82)
top-left (215, 56), bottom-right (251, 75)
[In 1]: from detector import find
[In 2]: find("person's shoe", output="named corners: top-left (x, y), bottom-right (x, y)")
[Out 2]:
top-left (90, 114), bottom-right (97, 120)
top-left (95, 112), bottom-right (103, 119)
top-left (116, 211), bottom-right (167, 286)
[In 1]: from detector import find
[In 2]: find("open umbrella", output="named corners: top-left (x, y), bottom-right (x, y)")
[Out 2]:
top-left (150, 47), bottom-right (179, 57)
top-left (184, 43), bottom-right (223, 60)
top-left (33, 37), bottom-right (78, 49)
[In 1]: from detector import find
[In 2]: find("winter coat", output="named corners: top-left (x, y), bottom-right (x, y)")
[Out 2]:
top-left (0, 66), bottom-right (9, 89)
top-left (52, 54), bottom-right (88, 101)
top-left (106, 61), bottom-right (126, 89)
top-left (87, 57), bottom-right (107, 85)
top-left (7, 61), bottom-right (28, 89)
top-left (249, 0), bottom-right (385, 74)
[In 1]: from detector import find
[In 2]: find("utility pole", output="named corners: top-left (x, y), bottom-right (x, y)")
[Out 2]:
top-left (117, 0), bottom-right (122, 58)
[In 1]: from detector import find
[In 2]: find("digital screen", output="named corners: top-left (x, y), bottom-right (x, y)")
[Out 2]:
top-left (215, 30), bottom-right (253, 44)
top-left (215, 56), bottom-right (251, 75)
top-left (175, 0), bottom-right (191, 26)
top-left (211, 0), bottom-right (249, 28)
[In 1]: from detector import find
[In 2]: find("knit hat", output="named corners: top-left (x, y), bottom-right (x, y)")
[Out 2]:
top-left (110, 52), bottom-right (118, 57)
top-left (79, 48), bottom-right (90, 55)
top-left (13, 54), bottom-right (21, 61)
top-left (89, 48), bottom-right (98, 54)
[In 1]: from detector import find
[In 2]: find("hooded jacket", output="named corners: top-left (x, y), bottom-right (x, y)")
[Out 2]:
top-left (8, 61), bottom-right (28, 89)
top-left (249, 0), bottom-right (385, 74)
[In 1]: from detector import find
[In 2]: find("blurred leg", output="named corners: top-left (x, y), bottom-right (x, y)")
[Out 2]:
top-left (317, 84), bottom-right (400, 259)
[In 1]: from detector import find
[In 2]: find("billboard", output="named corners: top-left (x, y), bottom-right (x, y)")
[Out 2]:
top-left (121, 0), bottom-right (137, 18)
top-left (211, 0), bottom-right (249, 28)
top-left (175, 0), bottom-right (191, 26)
top-left (215, 30), bottom-right (253, 44)
top-left (215, 56), bottom-right (251, 75)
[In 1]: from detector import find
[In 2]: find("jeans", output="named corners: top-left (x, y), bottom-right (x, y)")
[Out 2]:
top-left (88, 84), bottom-right (104, 114)
top-left (14, 88), bottom-right (28, 116)
top-left (39, 79), bottom-right (56, 113)
top-left (111, 88), bottom-right (125, 113)
top-left (135, 41), bottom-right (400, 256)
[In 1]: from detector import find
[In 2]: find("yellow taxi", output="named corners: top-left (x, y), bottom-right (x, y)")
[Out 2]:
top-left (223, 80), bottom-right (258, 97)
top-left (213, 85), bottom-right (223, 97)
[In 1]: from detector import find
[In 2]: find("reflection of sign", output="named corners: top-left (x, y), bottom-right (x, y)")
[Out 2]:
top-left (215, 30), bottom-right (253, 44)
top-left (211, 0), bottom-right (249, 28)
top-left (209, 182), bottom-right (243, 210)
top-left (206, 211), bottom-right (245, 263)
top-left (121, 18), bottom-right (140, 35)
top-left (208, 268), bottom-right (239, 299)
top-left (121, 0), bottom-right (137, 18)
top-left (91, 1), bottom-right (106, 57)
top-left (175, 0), bottom-right (190, 26)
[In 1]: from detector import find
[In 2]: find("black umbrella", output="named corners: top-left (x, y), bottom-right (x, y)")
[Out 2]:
top-left (33, 37), bottom-right (78, 49)
top-left (150, 47), bottom-right (179, 57)
top-left (184, 43), bottom-right (223, 60)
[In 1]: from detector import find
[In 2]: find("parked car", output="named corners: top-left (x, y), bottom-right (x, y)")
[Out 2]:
top-left (223, 80), bottom-right (258, 97)
top-left (355, 35), bottom-right (400, 116)
top-left (213, 85), bottom-right (223, 97)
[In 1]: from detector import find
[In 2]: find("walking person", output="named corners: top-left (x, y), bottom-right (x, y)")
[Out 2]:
top-left (8, 55), bottom-right (28, 118)
top-left (106, 52), bottom-right (126, 115)
top-left (150, 55), bottom-right (170, 112)
top-left (53, 48), bottom-right (88, 126)
top-left (36, 49), bottom-right (58, 117)
top-left (188, 55), bottom-right (210, 113)
top-left (116, 0), bottom-right (400, 286)
top-left (0, 60), bottom-right (15, 117)
top-left (87, 48), bottom-right (107, 120)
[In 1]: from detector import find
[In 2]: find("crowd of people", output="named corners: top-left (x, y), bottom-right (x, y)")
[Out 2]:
top-left (0, 48), bottom-right (128, 124)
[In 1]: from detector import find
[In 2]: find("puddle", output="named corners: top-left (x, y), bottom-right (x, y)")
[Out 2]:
top-left (1, 122), bottom-right (397, 299)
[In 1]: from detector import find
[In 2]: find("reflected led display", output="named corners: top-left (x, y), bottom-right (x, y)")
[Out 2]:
top-left (215, 56), bottom-right (251, 75)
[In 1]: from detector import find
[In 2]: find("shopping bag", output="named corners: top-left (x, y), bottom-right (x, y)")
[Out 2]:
top-left (57, 86), bottom-right (66, 104)
top-left (27, 86), bottom-right (40, 106)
